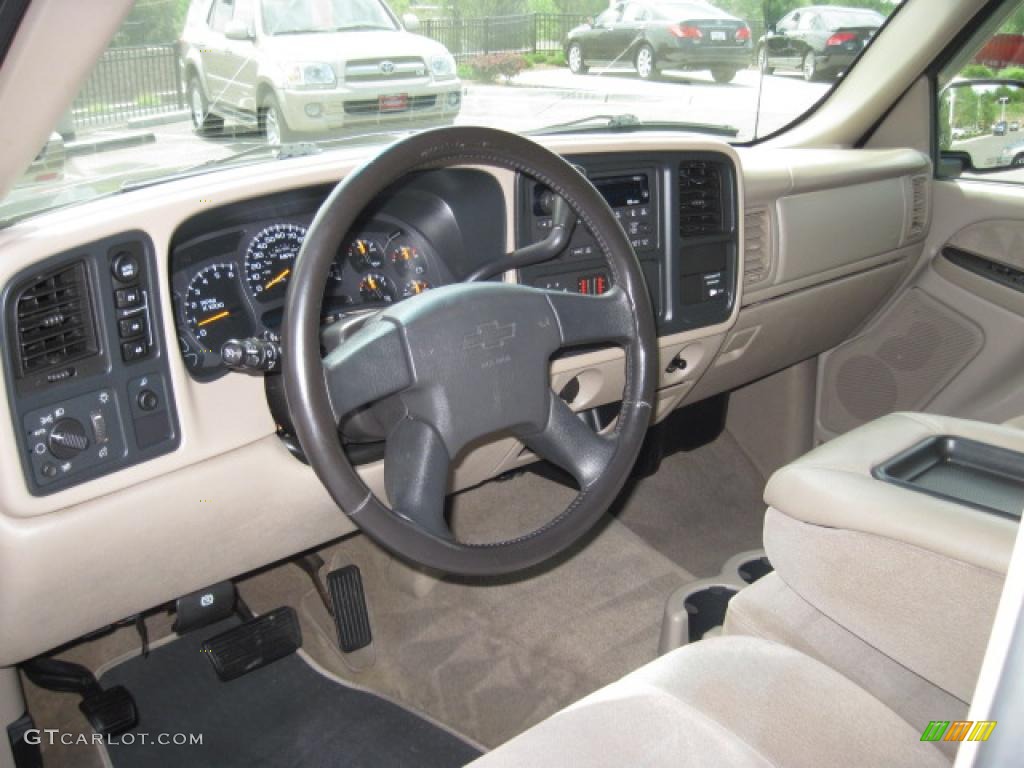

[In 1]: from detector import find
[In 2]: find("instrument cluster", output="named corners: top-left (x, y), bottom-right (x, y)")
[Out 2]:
top-left (171, 215), bottom-right (443, 380)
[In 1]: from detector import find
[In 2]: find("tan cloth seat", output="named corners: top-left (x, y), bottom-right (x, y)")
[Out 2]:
top-left (469, 635), bottom-right (949, 767)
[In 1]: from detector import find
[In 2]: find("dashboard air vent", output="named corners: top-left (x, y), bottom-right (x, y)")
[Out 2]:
top-left (14, 261), bottom-right (98, 378)
top-left (906, 174), bottom-right (929, 242)
top-left (679, 161), bottom-right (723, 237)
top-left (743, 209), bottom-right (773, 288)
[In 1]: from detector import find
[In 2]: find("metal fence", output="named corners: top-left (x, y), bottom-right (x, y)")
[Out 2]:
top-left (420, 13), bottom-right (589, 60)
top-left (71, 45), bottom-right (184, 130)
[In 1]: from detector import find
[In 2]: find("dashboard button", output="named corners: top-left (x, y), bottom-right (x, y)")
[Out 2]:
top-left (115, 287), bottom-right (142, 308)
top-left (121, 340), bottom-right (148, 362)
top-left (137, 389), bottom-right (159, 412)
top-left (111, 252), bottom-right (141, 283)
top-left (118, 316), bottom-right (146, 338)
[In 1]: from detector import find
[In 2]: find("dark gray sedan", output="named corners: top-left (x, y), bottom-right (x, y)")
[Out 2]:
top-left (565, 1), bottom-right (752, 83)
top-left (757, 5), bottom-right (883, 82)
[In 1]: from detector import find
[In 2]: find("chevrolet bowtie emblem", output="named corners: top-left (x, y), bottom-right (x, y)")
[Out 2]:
top-left (463, 321), bottom-right (516, 351)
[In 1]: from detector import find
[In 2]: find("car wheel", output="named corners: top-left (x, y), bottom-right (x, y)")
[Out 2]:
top-left (802, 51), bottom-right (819, 82)
top-left (635, 44), bottom-right (658, 81)
top-left (757, 47), bottom-right (774, 75)
top-left (188, 76), bottom-right (223, 136)
top-left (261, 94), bottom-right (293, 144)
top-left (711, 67), bottom-right (738, 84)
top-left (1014, 153), bottom-right (1024, 167)
top-left (567, 43), bottom-right (588, 75)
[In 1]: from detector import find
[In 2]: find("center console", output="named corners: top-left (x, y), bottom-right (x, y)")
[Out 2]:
top-left (727, 412), bottom-right (1022, 726)
top-left (516, 151), bottom-right (739, 336)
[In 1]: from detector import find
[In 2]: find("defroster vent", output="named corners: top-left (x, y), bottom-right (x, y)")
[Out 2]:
top-left (13, 261), bottom-right (98, 378)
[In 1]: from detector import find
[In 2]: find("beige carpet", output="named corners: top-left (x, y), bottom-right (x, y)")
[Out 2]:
top-left (612, 431), bottom-right (767, 576)
top-left (239, 471), bottom-right (695, 749)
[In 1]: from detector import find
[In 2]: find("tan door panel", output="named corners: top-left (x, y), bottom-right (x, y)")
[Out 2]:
top-left (817, 179), bottom-right (1024, 440)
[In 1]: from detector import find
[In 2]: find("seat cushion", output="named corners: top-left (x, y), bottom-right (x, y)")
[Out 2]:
top-left (469, 635), bottom-right (949, 768)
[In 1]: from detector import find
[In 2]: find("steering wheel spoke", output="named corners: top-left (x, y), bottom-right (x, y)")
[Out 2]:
top-left (322, 318), bottom-right (413, 422)
top-left (543, 285), bottom-right (634, 349)
top-left (519, 395), bottom-right (615, 489)
top-left (384, 418), bottom-right (453, 540)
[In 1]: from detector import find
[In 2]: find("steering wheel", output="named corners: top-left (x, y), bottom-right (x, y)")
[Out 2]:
top-left (282, 127), bottom-right (656, 576)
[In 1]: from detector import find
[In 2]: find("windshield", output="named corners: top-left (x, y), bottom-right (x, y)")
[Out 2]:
top-left (262, 0), bottom-right (398, 35)
top-left (2, 0), bottom-right (905, 226)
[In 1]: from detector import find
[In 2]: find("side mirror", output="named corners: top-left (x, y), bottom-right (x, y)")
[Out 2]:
top-left (940, 78), bottom-right (1024, 171)
top-left (767, 24), bottom-right (776, 35)
top-left (402, 13), bottom-right (420, 32)
top-left (224, 20), bottom-right (253, 41)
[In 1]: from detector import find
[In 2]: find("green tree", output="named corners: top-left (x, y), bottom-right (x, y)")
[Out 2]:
top-left (113, 0), bottom-right (191, 45)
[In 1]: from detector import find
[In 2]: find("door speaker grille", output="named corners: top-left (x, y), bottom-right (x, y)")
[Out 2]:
top-left (820, 289), bottom-right (983, 434)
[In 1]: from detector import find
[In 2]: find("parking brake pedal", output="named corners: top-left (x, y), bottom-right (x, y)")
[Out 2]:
top-left (327, 565), bottom-right (372, 652)
top-left (202, 606), bottom-right (301, 681)
top-left (21, 657), bottom-right (137, 736)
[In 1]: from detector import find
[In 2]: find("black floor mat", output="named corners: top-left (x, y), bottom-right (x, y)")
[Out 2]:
top-left (100, 619), bottom-right (480, 768)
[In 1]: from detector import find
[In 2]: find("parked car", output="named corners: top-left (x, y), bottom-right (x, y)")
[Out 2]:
top-left (757, 5), bottom-right (883, 82)
top-left (994, 120), bottom-right (1008, 136)
top-left (999, 137), bottom-right (1024, 166)
top-left (1011, 120), bottom-right (1020, 131)
top-left (565, 1), bottom-right (752, 83)
top-left (180, 0), bottom-right (462, 142)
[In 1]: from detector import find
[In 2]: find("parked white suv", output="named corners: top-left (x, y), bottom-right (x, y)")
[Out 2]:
top-left (181, 0), bottom-right (462, 142)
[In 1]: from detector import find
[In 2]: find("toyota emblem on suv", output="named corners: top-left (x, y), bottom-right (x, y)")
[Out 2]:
top-left (379, 60), bottom-right (395, 74)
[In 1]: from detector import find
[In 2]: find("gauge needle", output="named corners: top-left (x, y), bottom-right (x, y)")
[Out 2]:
top-left (197, 310), bottom-right (230, 327)
top-left (357, 241), bottom-right (367, 255)
top-left (265, 268), bottom-right (290, 290)
top-left (367, 276), bottom-right (378, 290)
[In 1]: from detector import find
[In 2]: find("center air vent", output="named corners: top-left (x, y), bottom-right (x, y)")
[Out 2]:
top-left (679, 160), bottom-right (723, 237)
top-left (743, 209), bottom-right (773, 287)
top-left (13, 261), bottom-right (98, 378)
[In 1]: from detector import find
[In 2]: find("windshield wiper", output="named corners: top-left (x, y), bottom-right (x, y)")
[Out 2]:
top-left (530, 113), bottom-right (738, 138)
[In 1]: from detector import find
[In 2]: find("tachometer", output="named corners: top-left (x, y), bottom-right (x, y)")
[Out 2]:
top-left (245, 223), bottom-right (307, 301)
top-left (184, 264), bottom-right (251, 353)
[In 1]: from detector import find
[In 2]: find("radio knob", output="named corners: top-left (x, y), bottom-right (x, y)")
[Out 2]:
top-left (48, 417), bottom-right (90, 460)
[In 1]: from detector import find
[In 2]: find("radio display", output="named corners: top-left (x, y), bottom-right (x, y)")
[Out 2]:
top-left (593, 174), bottom-right (650, 208)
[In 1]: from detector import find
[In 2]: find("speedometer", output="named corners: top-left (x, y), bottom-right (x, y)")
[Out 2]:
top-left (245, 223), bottom-right (307, 302)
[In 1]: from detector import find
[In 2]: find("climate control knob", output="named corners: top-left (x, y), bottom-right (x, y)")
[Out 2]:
top-left (48, 418), bottom-right (89, 460)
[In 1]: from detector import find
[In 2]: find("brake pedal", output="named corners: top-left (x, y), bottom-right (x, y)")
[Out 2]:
top-left (327, 565), bottom-right (372, 652)
top-left (202, 606), bottom-right (302, 681)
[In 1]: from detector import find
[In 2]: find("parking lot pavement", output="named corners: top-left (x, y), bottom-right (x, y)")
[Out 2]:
top-left (10, 67), bottom-right (829, 218)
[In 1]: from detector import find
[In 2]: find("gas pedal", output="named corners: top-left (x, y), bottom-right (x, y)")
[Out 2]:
top-left (327, 566), bottom-right (372, 653)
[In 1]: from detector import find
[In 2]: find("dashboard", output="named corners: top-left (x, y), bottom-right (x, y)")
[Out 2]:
top-left (0, 136), bottom-right (935, 670)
